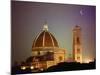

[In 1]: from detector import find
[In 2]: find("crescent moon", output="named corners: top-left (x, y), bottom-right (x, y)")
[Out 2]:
top-left (80, 10), bottom-right (83, 16)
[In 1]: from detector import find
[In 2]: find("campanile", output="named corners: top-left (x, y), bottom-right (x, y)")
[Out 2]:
top-left (73, 25), bottom-right (82, 63)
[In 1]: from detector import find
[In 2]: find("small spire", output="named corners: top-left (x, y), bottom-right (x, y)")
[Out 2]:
top-left (75, 25), bottom-right (81, 30)
top-left (43, 21), bottom-right (48, 31)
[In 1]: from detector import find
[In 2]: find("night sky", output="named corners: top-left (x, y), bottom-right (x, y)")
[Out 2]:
top-left (12, 1), bottom-right (96, 64)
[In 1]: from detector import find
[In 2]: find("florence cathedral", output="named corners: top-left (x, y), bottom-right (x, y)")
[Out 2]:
top-left (31, 22), bottom-right (66, 70)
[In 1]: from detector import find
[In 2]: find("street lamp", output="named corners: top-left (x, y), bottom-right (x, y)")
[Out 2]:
top-left (21, 66), bottom-right (26, 70)
top-left (30, 66), bottom-right (34, 69)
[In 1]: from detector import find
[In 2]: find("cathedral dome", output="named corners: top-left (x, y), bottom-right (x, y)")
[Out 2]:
top-left (32, 23), bottom-right (59, 48)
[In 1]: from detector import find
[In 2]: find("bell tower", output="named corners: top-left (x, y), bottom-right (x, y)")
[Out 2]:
top-left (73, 25), bottom-right (82, 63)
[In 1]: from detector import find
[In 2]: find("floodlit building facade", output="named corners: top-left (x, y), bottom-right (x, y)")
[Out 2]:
top-left (73, 25), bottom-right (82, 63)
top-left (31, 22), bottom-right (66, 70)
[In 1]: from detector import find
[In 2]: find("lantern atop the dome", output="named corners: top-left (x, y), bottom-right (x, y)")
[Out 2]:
top-left (43, 21), bottom-right (48, 31)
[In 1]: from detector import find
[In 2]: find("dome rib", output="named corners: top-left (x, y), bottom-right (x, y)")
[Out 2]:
top-left (48, 31), bottom-right (54, 47)
top-left (43, 31), bottom-right (45, 47)
top-left (45, 31), bottom-right (53, 47)
top-left (32, 30), bottom-right (59, 48)
top-left (49, 32), bottom-right (59, 47)
top-left (33, 31), bottom-right (44, 47)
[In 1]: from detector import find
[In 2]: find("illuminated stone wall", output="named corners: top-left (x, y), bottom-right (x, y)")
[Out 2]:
top-left (73, 26), bottom-right (82, 63)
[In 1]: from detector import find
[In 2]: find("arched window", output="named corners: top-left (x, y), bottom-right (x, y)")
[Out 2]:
top-left (77, 37), bottom-right (80, 44)
top-left (77, 56), bottom-right (80, 60)
top-left (59, 56), bottom-right (63, 61)
top-left (77, 48), bottom-right (80, 54)
top-left (38, 51), bottom-right (40, 55)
